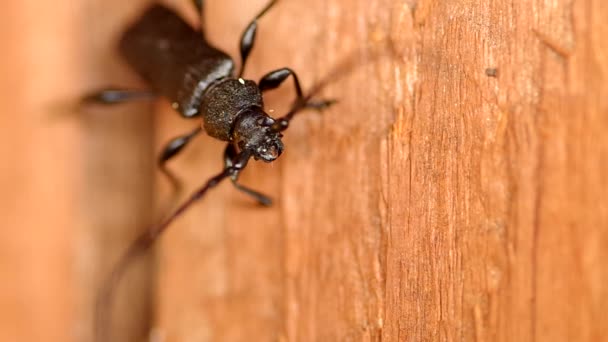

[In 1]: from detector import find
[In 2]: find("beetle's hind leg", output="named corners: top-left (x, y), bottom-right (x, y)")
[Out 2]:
top-left (224, 144), bottom-right (272, 206)
top-left (81, 88), bottom-right (155, 105)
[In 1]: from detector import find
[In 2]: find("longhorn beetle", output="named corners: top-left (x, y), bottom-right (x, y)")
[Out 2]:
top-left (88, 0), bottom-right (334, 340)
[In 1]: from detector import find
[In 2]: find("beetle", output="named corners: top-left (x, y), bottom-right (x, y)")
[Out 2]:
top-left (88, 0), bottom-right (334, 340)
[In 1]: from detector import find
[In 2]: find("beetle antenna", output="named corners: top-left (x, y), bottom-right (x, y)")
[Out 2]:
top-left (95, 152), bottom-right (250, 342)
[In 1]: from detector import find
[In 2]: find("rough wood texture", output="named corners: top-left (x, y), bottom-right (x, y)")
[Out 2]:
top-left (0, 0), bottom-right (606, 341)
top-left (0, 1), bottom-right (155, 342)
top-left (156, 0), bottom-right (608, 341)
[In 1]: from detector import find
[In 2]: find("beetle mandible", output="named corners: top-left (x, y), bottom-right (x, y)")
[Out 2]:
top-left (88, 0), bottom-right (334, 340)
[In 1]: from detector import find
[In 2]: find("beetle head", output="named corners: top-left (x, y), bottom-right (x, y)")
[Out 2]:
top-left (232, 107), bottom-right (284, 162)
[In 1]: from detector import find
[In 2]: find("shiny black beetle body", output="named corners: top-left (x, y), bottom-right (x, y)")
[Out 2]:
top-left (120, 4), bottom-right (283, 161)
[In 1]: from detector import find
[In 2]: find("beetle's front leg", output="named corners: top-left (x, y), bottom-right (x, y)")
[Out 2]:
top-left (224, 144), bottom-right (272, 206)
top-left (259, 67), bottom-right (303, 100)
top-left (259, 68), bottom-right (336, 109)
top-left (259, 68), bottom-right (336, 133)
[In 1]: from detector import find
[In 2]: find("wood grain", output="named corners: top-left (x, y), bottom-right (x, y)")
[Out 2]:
top-left (156, 0), bottom-right (608, 341)
top-left (0, 0), bottom-right (606, 341)
top-left (0, 1), bottom-right (155, 341)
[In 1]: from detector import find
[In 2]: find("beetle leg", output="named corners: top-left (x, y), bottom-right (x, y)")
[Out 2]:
top-left (269, 95), bottom-right (337, 133)
top-left (259, 68), bottom-right (337, 110)
top-left (192, 0), bottom-right (204, 29)
top-left (238, 0), bottom-right (278, 77)
top-left (302, 99), bottom-right (338, 110)
top-left (259, 67), bottom-right (304, 101)
top-left (81, 88), bottom-right (155, 105)
top-left (192, 0), bottom-right (203, 13)
top-left (224, 144), bottom-right (272, 206)
top-left (159, 126), bottom-right (203, 192)
top-left (260, 67), bottom-right (337, 122)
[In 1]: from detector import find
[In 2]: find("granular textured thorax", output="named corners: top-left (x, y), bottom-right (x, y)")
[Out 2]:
top-left (200, 78), bottom-right (264, 141)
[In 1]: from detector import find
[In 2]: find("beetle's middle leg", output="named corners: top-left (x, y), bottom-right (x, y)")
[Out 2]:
top-left (81, 88), bottom-right (155, 105)
top-left (158, 126), bottom-right (203, 192)
top-left (224, 144), bottom-right (272, 206)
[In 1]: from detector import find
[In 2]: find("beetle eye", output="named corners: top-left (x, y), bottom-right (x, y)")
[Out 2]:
top-left (257, 117), bottom-right (275, 127)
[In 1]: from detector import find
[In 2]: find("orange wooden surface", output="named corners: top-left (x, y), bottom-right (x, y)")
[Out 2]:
top-left (0, 1), bottom-right (155, 341)
top-left (0, 1), bottom-right (606, 341)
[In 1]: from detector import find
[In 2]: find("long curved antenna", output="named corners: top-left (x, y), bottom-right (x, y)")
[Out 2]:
top-left (95, 151), bottom-right (251, 342)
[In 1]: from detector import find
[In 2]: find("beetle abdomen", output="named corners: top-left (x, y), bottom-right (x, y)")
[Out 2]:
top-left (119, 5), bottom-right (234, 118)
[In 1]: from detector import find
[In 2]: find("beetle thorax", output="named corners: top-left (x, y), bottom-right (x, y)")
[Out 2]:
top-left (200, 78), bottom-right (263, 141)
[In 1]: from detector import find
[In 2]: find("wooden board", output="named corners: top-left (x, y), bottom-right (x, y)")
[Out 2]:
top-left (0, 1), bottom-right (155, 341)
top-left (156, 0), bottom-right (608, 341)
top-left (0, 0), bottom-right (606, 341)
